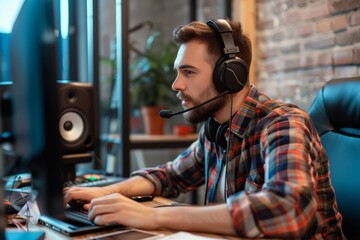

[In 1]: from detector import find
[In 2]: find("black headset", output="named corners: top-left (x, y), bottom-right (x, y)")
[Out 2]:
top-left (206, 19), bottom-right (249, 94)
top-left (204, 19), bottom-right (248, 148)
top-left (204, 118), bottom-right (229, 150)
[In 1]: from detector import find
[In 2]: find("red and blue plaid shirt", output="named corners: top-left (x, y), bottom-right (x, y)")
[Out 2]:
top-left (133, 86), bottom-right (344, 239)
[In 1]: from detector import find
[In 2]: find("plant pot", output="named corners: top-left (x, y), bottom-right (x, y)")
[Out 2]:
top-left (141, 106), bottom-right (165, 135)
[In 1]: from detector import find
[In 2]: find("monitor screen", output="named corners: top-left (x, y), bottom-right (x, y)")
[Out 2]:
top-left (9, 0), bottom-right (64, 219)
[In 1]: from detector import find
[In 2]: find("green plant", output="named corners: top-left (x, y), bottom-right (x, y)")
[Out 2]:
top-left (129, 31), bottom-right (178, 108)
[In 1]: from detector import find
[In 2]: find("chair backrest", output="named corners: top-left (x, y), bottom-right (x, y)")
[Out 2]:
top-left (308, 77), bottom-right (360, 239)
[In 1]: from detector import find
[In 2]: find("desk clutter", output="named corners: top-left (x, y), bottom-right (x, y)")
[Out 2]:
top-left (2, 172), bottom-right (192, 238)
top-left (3, 172), bottom-right (125, 214)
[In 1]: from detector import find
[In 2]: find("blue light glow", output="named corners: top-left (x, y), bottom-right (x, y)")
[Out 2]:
top-left (0, 0), bottom-right (25, 33)
top-left (60, 0), bottom-right (69, 39)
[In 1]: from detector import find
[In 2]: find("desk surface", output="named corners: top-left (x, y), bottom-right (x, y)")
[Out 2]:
top-left (7, 197), bottom-right (245, 240)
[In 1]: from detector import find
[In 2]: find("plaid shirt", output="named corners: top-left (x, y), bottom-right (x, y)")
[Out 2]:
top-left (133, 86), bottom-right (344, 239)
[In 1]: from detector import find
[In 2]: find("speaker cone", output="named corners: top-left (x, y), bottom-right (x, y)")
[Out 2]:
top-left (59, 111), bottom-right (84, 142)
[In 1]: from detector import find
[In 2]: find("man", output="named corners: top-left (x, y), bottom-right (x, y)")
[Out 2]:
top-left (64, 19), bottom-right (344, 239)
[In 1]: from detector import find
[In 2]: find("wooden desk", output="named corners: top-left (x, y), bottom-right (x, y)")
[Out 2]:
top-left (6, 197), bottom-right (244, 240)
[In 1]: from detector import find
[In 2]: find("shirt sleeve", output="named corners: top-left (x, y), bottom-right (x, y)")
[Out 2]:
top-left (227, 110), bottom-right (319, 238)
top-left (131, 135), bottom-right (206, 198)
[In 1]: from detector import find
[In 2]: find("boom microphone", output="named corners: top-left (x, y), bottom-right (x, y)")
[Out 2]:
top-left (159, 90), bottom-right (230, 118)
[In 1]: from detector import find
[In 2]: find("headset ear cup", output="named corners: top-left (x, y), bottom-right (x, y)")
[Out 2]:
top-left (213, 56), bottom-right (228, 93)
top-left (213, 57), bottom-right (249, 93)
top-left (215, 122), bottom-right (229, 150)
top-left (224, 59), bottom-right (248, 92)
top-left (204, 118), bottom-right (229, 150)
top-left (204, 118), bottom-right (220, 143)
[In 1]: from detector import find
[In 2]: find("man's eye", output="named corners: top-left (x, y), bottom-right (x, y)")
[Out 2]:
top-left (184, 70), bottom-right (194, 77)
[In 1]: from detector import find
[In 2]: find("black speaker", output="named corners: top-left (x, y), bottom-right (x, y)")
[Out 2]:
top-left (57, 82), bottom-right (95, 154)
top-left (206, 19), bottom-right (249, 93)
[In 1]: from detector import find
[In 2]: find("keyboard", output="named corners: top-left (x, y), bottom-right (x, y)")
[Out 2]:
top-left (64, 206), bottom-right (93, 225)
top-left (64, 175), bottom-right (125, 188)
top-left (62, 175), bottom-right (125, 225)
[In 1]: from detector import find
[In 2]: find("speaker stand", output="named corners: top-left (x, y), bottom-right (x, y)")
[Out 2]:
top-left (62, 152), bottom-right (94, 182)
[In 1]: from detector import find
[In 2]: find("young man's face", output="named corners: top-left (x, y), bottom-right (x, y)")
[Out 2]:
top-left (172, 40), bottom-right (226, 124)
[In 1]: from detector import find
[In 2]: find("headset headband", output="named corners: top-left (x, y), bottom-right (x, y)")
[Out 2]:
top-left (206, 19), bottom-right (239, 57)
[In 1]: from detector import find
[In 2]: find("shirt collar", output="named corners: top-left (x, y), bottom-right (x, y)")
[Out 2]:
top-left (230, 85), bottom-right (260, 138)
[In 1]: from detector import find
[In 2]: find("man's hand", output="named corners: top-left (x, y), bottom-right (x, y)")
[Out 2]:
top-left (63, 176), bottom-right (156, 210)
top-left (63, 186), bottom-right (113, 209)
top-left (88, 193), bottom-right (159, 230)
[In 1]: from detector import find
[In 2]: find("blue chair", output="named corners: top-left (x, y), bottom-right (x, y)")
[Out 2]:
top-left (308, 77), bottom-right (360, 239)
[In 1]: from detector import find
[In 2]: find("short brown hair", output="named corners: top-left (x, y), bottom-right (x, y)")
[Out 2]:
top-left (172, 19), bottom-right (252, 67)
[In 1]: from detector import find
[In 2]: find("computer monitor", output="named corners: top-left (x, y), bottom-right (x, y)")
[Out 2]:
top-left (9, 0), bottom-right (64, 220)
top-left (0, 1), bottom-right (100, 237)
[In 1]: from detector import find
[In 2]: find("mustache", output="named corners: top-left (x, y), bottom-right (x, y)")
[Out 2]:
top-left (177, 92), bottom-right (192, 102)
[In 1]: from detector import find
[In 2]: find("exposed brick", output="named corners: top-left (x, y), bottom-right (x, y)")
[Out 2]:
top-left (305, 80), bottom-right (328, 107)
top-left (331, 15), bottom-right (349, 32)
top-left (284, 57), bottom-right (301, 70)
top-left (299, 54), bottom-right (314, 68)
top-left (268, 29), bottom-right (284, 42)
top-left (257, 0), bottom-right (268, 4)
top-left (321, 66), bottom-right (334, 79)
top-left (257, 32), bottom-right (270, 43)
top-left (304, 53), bottom-right (319, 67)
top-left (333, 47), bottom-right (354, 64)
top-left (298, 22), bottom-right (314, 37)
top-left (272, 0), bottom-right (294, 15)
top-left (351, 27), bottom-right (360, 44)
top-left (257, 80), bottom-right (279, 98)
top-left (265, 60), bottom-right (283, 73)
top-left (353, 46), bottom-right (360, 64)
top-left (279, 84), bottom-right (298, 98)
top-left (350, 11), bottom-right (360, 26)
top-left (257, 19), bottom-right (275, 31)
top-left (282, 27), bottom-right (298, 40)
top-left (255, 0), bottom-right (360, 107)
top-left (301, 67), bottom-right (324, 77)
top-left (303, 2), bottom-right (331, 21)
top-left (256, 5), bottom-right (270, 23)
top-left (311, 0), bottom-right (328, 5)
top-left (295, 0), bottom-right (307, 7)
top-left (304, 34), bottom-right (336, 49)
top-left (330, 0), bottom-right (360, 14)
top-left (336, 31), bottom-right (354, 46)
top-left (258, 43), bottom-right (278, 59)
top-left (282, 72), bottom-right (300, 82)
top-left (284, 8), bottom-right (301, 24)
top-left (318, 51), bottom-right (333, 65)
top-left (316, 19), bottom-right (332, 33)
top-left (280, 41), bottom-right (300, 54)
top-left (334, 65), bottom-right (358, 78)
top-left (275, 59), bottom-right (287, 71)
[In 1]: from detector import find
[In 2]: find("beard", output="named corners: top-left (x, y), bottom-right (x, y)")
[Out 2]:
top-left (181, 92), bottom-right (227, 125)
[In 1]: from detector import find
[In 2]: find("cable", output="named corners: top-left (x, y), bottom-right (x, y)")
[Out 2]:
top-left (224, 92), bottom-right (234, 202)
top-left (203, 92), bottom-right (234, 205)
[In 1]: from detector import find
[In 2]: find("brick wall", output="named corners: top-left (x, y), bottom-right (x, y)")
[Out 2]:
top-left (255, 0), bottom-right (360, 110)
